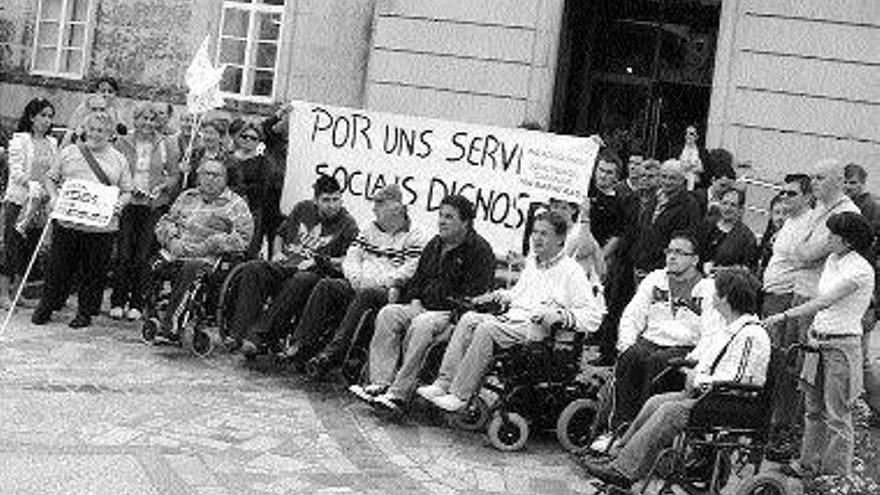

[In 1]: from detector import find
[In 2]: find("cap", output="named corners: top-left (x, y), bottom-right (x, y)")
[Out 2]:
top-left (373, 184), bottom-right (403, 203)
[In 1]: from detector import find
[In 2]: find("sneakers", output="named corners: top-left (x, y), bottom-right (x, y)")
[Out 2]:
top-left (589, 432), bottom-right (616, 454)
top-left (430, 394), bottom-right (466, 412)
top-left (373, 393), bottom-right (405, 413)
top-left (416, 383), bottom-right (447, 401)
top-left (126, 308), bottom-right (142, 321)
top-left (109, 307), bottom-right (124, 319)
top-left (349, 384), bottom-right (386, 403)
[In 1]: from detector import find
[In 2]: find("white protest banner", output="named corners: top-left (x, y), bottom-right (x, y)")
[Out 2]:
top-left (51, 179), bottom-right (119, 228)
top-left (282, 101), bottom-right (599, 255)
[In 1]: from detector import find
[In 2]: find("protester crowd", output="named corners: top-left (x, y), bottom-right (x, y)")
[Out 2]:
top-left (1, 83), bottom-right (879, 489)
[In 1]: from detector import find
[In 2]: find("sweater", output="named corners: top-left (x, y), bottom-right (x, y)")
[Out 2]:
top-left (342, 220), bottom-right (426, 290)
top-left (618, 269), bottom-right (719, 353)
top-left (276, 200), bottom-right (359, 268)
top-left (155, 188), bottom-right (253, 259)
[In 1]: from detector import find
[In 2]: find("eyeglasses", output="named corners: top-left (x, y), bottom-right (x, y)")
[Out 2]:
top-left (779, 190), bottom-right (799, 198)
top-left (240, 134), bottom-right (260, 141)
top-left (664, 248), bottom-right (696, 257)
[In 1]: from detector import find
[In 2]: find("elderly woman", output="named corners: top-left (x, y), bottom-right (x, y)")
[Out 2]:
top-left (765, 211), bottom-right (875, 477)
top-left (227, 121), bottom-right (269, 258)
top-left (0, 98), bottom-right (58, 306)
top-left (32, 112), bottom-right (132, 328)
top-left (696, 186), bottom-right (758, 273)
top-left (109, 103), bottom-right (180, 320)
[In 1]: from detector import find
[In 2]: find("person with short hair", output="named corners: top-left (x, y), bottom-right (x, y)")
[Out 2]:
top-left (765, 211), bottom-right (875, 477)
top-left (419, 210), bottom-right (606, 412)
top-left (696, 186), bottom-right (758, 273)
top-left (62, 77), bottom-right (125, 148)
top-left (631, 159), bottom-right (702, 282)
top-left (145, 158), bottom-right (253, 335)
top-left (180, 119), bottom-right (231, 191)
top-left (1, 98), bottom-right (58, 307)
top-left (583, 268), bottom-right (771, 489)
top-left (290, 184), bottom-right (427, 376)
top-left (611, 232), bottom-right (718, 429)
top-left (236, 175), bottom-right (359, 355)
top-left (32, 111), bottom-right (133, 328)
top-left (349, 194), bottom-right (495, 411)
top-left (110, 103), bottom-right (180, 321)
top-left (227, 121), bottom-right (270, 257)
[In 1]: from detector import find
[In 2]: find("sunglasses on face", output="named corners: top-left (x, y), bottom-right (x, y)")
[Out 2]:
top-left (779, 190), bottom-right (799, 198)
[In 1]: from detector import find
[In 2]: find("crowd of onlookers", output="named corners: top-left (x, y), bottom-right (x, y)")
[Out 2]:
top-left (0, 79), bottom-right (878, 488)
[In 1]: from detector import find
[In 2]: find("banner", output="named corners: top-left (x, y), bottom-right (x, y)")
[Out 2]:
top-left (51, 179), bottom-right (119, 228)
top-left (282, 101), bottom-right (599, 254)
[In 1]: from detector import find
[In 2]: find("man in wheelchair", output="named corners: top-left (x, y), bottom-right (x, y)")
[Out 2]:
top-left (146, 159), bottom-right (253, 336)
top-left (581, 268), bottom-right (771, 491)
top-left (417, 210), bottom-right (606, 412)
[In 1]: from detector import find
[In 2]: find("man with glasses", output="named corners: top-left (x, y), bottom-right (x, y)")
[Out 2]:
top-left (599, 232), bottom-right (717, 439)
top-left (146, 159), bottom-right (254, 335)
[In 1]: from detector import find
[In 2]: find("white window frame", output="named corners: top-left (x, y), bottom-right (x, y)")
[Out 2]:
top-left (216, 0), bottom-right (286, 103)
top-left (30, 0), bottom-right (95, 78)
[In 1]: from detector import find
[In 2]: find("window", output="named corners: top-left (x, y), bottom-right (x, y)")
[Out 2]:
top-left (31, 0), bottom-right (92, 77)
top-left (217, 0), bottom-right (285, 101)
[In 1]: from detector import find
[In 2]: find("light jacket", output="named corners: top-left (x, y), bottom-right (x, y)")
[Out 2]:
top-left (4, 132), bottom-right (58, 205)
top-left (114, 134), bottom-right (180, 207)
top-left (342, 220), bottom-right (426, 290)
top-left (689, 314), bottom-right (771, 388)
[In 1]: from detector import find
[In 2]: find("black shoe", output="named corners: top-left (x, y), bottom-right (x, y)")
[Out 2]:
top-left (68, 314), bottom-right (91, 328)
top-left (305, 354), bottom-right (333, 379)
top-left (31, 307), bottom-right (52, 325)
top-left (583, 461), bottom-right (633, 489)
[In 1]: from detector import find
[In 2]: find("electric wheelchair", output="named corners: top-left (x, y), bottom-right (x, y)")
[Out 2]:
top-left (140, 251), bottom-right (247, 357)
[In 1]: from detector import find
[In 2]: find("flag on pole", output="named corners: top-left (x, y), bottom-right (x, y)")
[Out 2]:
top-left (185, 36), bottom-right (226, 114)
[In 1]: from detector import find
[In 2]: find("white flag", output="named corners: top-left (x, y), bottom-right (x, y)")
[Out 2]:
top-left (185, 36), bottom-right (226, 114)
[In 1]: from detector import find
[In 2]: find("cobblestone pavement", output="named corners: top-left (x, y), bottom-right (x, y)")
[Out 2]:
top-left (0, 306), bottom-right (597, 495)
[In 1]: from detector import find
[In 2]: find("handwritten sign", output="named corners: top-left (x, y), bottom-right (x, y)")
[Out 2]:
top-left (282, 101), bottom-right (599, 254)
top-left (51, 179), bottom-right (119, 228)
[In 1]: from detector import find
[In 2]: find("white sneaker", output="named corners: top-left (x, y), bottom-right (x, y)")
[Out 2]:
top-left (589, 432), bottom-right (615, 454)
top-left (126, 308), bottom-right (143, 321)
top-left (349, 384), bottom-right (386, 403)
top-left (416, 383), bottom-right (446, 401)
top-left (373, 393), bottom-right (403, 412)
top-left (430, 394), bottom-right (466, 412)
top-left (109, 307), bottom-right (124, 319)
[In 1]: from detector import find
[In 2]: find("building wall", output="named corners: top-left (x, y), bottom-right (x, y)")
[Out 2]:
top-left (364, 0), bottom-right (563, 128)
top-left (709, 0), bottom-right (880, 193)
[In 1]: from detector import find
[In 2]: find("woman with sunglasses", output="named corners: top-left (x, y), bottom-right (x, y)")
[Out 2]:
top-left (227, 121), bottom-right (269, 258)
top-left (1, 98), bottom-right (58, 307)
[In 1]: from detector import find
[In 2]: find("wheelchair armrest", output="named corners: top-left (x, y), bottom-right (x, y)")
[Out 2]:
top-left (667, 357), bottom-right (698, 369)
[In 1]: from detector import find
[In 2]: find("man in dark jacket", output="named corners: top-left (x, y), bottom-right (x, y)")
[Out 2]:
top-left (349, 194), bottom-right (496, 411)
top-left (631, 159), bottom-right (702, 283)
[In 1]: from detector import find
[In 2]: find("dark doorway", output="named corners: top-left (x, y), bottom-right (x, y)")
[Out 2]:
top-left (552, 0), bottom-right (721, 161)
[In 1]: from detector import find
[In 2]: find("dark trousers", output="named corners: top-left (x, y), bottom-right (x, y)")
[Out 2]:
top-left (246, 207), bottom-right (263, 259)
top-left (291, 280), bottom-right (388, 362)
top-left (143, 257), bottom-right (212, 331)
top-left (248, 270), bottom-right (323, 346)
top-left (597, 255), bottom-right (636, 359)
top-left (762, 291), bottom-right (806, 432)
top-left (1, 202), bottom-right (41, 278)
top-left (611, 337), bottom-right (692, 429)
top-left (228, 260), bottom-right (299, 343)
top-left (38, 223), bottom-right (114, 317)
top-left (110, 204), bottom-right (160, 310)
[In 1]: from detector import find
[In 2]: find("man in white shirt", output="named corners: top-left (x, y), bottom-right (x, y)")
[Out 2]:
top-left (582, 268), bottom-right (771, 489)
top-left (418, 210), bottom-right (606, 412)
top-left (611, 232), bottom-right (717, 429)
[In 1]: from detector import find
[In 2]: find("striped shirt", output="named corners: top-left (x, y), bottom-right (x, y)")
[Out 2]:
top-left (691, 314), bottom-right (771, 387)
top-left (341, 220), bottom-right (425, 290)
top-left (154, 187), bottom-right (253, 259)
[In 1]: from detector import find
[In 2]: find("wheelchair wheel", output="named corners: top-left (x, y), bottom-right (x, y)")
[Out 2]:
top-left (487, 412), bottom-right (529, 451)
top-left (735, 472), bottom-right (802, 495)
top-left (555, 398), bottom-right (599, 453)
top-left (449, 396), bottom-right (490, 432)
top-left (142, 317), bottom-right (160, 343)
top-left (182, 321), bottom-right (215, 358)
top-left (215, 262), bottom-right (248, 340)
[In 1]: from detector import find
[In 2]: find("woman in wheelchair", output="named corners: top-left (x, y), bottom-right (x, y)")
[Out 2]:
top-left (582, 268), bottom-right (771, 490)
top-left (146, 159), bottom-right (253, 337)
top-left (417, 210), bottom-right (606, 412)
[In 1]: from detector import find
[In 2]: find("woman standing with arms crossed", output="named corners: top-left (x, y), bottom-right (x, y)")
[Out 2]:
top-left (109, 103), bottom-right (179, 320)
top-left (0, 98), bottom-right (58, 307)
top-left (31, 112), bottom-right (132, 328)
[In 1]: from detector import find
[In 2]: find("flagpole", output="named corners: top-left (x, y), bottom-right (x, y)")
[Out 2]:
top-left (181, 113), bottom-right (204, 188)
top-left (0, 220), bottom-right (53, 338)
